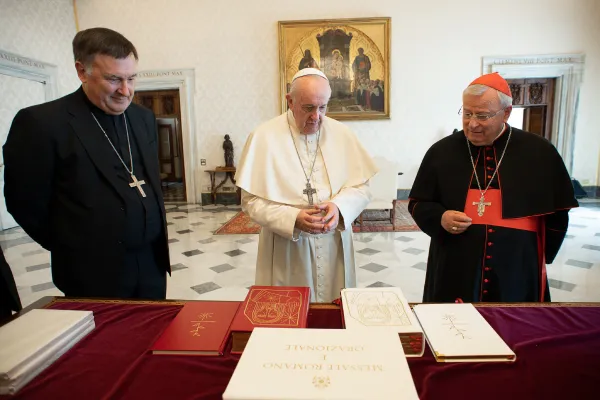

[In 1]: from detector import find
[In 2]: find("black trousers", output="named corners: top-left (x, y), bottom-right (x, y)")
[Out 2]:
top-left (117, 244), bottom-right (167, 299)
top-left (0, 248), bottom-right (22, 321)
top-left (60, 244), bottom-right (167, 300)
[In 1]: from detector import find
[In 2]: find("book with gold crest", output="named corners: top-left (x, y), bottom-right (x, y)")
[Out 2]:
top-left (340, 287), bottom-right (424, 357)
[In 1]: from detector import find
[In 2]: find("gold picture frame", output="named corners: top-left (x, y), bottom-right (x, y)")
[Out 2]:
top-left (278, 17), bottom-right (391, 120)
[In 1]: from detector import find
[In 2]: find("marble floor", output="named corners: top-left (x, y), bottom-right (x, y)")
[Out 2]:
top-left (2, 200), bottom-right (600, 308)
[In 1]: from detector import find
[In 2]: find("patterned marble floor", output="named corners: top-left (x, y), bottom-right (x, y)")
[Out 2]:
top-left (2, 200), bottom-right (600, 308)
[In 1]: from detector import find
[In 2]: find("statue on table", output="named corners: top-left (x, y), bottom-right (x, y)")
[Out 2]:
top-left (223, 134), bottom-right (234, 168)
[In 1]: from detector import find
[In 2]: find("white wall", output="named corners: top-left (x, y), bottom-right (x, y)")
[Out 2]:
top-left (58, 0), bottom-right (600, 193)
top-left (0, 0), bottom-right (80, 97)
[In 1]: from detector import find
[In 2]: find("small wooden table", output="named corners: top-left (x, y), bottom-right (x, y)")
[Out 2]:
top-left (205, 167), bottom-right (240, 205)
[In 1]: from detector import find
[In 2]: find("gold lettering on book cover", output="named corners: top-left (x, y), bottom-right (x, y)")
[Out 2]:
top-left (190, 312), bottom-right (216, 337)
top-left (441, 314), bottom-right (470, 339)
top-left (344, 291), bottom-right (411, 326)
top-left (244, 289), bottom-right (304, 326)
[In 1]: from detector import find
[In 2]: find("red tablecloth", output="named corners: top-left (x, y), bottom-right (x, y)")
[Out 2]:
top-left (3, 300), bottom-right (600, 400)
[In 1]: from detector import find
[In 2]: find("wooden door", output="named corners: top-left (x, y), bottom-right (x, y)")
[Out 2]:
top-left (133, 90), bottom-right (186, 201)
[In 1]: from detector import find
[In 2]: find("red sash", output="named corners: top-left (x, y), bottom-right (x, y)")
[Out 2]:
top-left (464, 189), bottom-right (538, 232)
top-left (463, 189), bottom-right (546, 301)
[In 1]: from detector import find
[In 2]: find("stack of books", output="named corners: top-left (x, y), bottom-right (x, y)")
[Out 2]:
top-left (340, 287), bottom-right (425, 357)
top-left (0, 309), bottom-right (95, 395)
top-left (228, 285), bottom-right (310, 354)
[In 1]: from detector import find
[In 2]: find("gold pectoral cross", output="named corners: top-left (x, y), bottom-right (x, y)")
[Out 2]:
top-left (473, 195), bottom-right (491, 217)
top-left (129, 174), bottom-right (147, 197)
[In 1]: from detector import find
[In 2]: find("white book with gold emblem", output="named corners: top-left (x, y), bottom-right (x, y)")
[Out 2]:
top-left (223, 327), bottom-right (419, 400)
top-left (340, 287), bottom-right (424, 357)
top-left (412, 303), bottom-right (516, 362)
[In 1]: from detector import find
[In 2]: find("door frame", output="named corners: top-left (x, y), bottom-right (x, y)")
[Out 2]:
top-left (135, 69), bottom-right (198, 204)
top-left (483, 54), bottom-right (585, 175)
top-left (0, 50), bottom-right (58, 230)
top-left (0, 49), bottom-right (58, 100)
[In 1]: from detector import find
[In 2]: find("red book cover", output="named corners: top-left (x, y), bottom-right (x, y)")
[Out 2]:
top-left (151, 301), bottom-right (240, 356)
top-left (229, 286), bottom-right (310, 353)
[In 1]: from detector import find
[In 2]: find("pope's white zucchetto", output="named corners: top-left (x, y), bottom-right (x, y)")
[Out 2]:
top-left (291, 68), bottom-right (329, 82)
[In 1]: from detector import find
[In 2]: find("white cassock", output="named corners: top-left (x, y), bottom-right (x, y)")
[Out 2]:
top-left (235, 110), bottom-right (378, 302)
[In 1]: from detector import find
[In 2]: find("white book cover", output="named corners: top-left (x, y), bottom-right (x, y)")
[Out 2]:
top-left (0, 320), bottom-right (95, 395)
top-left (341, 288), bottom-right (424, 357)
top-left (223, 328), bottom-right (419, 400)
top-left (341, 288), bottom-right (422, 333)
top-left (412, 304), bottom-right (516, 362)
top-left (0, 309), bottom-right (94, 379)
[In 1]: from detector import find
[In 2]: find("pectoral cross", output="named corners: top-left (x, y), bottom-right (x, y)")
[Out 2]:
top-left (472, 195), bottom-right (491, 217)
top-left (303, 181), bottom-right (317, 205)
top-left (129, 174), bottom-right (147, 197)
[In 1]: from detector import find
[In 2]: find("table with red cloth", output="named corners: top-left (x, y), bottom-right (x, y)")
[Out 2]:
top-left (2, 297), bottom-right (599, 400)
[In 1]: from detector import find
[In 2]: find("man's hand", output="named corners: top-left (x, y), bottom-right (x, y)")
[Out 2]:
top-left (295, 208), bottom-right (326, 234)
top-left (441, 210), bottom-right (472, 234)
top-left (315, 202), bottom-right (340, 232)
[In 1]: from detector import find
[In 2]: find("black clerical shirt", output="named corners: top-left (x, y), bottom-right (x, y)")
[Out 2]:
top-left (87, 99), bottom-right (162, 250)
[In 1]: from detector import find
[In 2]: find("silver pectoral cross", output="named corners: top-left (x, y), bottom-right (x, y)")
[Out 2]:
top-left (303, 181), bottom-right (317, 205)
top-left (472, 195), bottom-right (491, 217)
top-left (129, 174), bottom-right (147, 197)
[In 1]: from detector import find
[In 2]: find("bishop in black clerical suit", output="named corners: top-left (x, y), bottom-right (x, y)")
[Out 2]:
top-left (0, 248), bottom-right (21, 320)
top-left (409, 73), bottom-right (577, 303)
top-left (2, 28), bottom-right (170, 299)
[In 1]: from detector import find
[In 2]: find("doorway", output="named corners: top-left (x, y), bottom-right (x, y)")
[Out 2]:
top-left (133, 89), bottom-right (187, 202)
top-left (506, 78), bottom-right (556, 140)
top-left (0, 74), bottom-right (46, 230)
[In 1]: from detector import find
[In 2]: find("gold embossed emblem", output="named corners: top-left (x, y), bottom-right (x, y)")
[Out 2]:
top-left (312, 376), bottom-right (330, 389)
top-left (244, 289), bottom-right (303, 326)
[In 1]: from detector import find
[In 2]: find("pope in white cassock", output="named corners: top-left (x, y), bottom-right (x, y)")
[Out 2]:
top-left (235, 68), bottom-right (378, 302)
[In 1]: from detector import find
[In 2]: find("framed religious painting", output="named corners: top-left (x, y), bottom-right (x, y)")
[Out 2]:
top-left (278, 17), bottom-right (391, 120)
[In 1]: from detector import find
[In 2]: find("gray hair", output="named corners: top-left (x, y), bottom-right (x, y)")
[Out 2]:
top-left (289, 75), bottom-right (331, 100)
top-left (464, 84), bottom-right (513, 108)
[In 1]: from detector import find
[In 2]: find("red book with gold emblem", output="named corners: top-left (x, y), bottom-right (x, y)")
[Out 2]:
top-left (151, 301), bottom-right (240, 356)
top-left (229, 286), bottom-right (310, 354)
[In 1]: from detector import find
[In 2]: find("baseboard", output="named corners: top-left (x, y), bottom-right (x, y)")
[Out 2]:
top-left (582, 186), bottom-right (600, 199)
top-left (396, 189), bottom-right (410, 200)
top-left (201, 193), bottom-right (240, 206)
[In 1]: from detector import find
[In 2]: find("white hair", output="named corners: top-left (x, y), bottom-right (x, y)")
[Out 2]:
top-left (464, 84), bottom-right (513, 108)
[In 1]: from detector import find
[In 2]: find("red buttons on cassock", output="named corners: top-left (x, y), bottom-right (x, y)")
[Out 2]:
top-left (455, 298), bottom-right (463, 303)
top-left (484, 279), bottom-right (489, 283)
top-left (488, 242), bottom-right (493, 246)
top-left (485, 267), bottom-right (491, 271)
top-left (487, 175), bottom-right (492, 179)
top-left (486, 255), bottom-right (492, 259)
top-left (483, 290), bottom-right (488, 294)
top-left (486, 157), bottom-right (492, 161)
top-left (488, 228), bottom-right (494, 233)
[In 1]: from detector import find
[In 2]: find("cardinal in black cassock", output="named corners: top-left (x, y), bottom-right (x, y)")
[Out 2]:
top-left (409, 73), bottom-right (578, 303)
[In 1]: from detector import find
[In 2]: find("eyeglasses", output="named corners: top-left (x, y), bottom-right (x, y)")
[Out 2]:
top-left (458, 106), bottom-right (505, 121)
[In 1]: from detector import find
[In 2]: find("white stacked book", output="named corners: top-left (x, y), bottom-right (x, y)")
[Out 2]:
top-left (223, 327), bottom-right (419, 400)
top-left (340, 287), bottom-right (425, 357)
top-left (412, 303), bottom-right (516, 362)
top-left (0, 309), bottom-right (95, 394)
